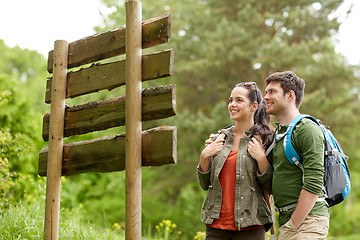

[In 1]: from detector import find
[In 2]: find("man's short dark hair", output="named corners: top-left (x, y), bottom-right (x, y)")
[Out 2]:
top-left (265, 71), bottom-right (305, 108)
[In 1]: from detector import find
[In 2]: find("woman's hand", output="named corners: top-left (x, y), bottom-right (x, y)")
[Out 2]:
top-left (247, 137), bottom-right (268, 174)
top-left (199, 134), bottom-right (225, 172)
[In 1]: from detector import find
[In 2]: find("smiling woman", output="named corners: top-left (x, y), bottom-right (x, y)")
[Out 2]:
top-left (228, 87), bottom-right (256, 123)
top-left (197, 82), bottom-right (274, 239)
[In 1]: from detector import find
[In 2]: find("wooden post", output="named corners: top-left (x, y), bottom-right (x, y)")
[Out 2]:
top-left (125, 0), bottom-right (142, 239)
top-left (44, 40), bottom-right (68, 240)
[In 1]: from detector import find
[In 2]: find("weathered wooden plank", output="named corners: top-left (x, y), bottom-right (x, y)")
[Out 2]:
top-left (38, 126), bottom-right (177, 176)
top-left (45, 49), bottom-right (174, 103)
top-left (47, 13), bottom-right (171, 73)
top-left (42, 84), bottom-right (176, 141)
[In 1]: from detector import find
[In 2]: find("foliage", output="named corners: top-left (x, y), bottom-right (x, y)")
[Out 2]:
top-left (193, 231), bottom-right (206, 240)
top-left (61, 171), bottom-right (126, 225)
top-left (0, 90), bottom-right (12, 105)
top-left (328, 234), bottom-right (360, 240)
top-left (0, 40), bottom-right (48, 173)
top-left (0, 157), bottom-right (12, 211)
top-left (0, 127), bottom-right (37, 211)
top-left (0, 127), bottom-right (34, 173)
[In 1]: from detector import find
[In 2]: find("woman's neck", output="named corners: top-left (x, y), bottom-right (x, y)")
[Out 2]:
top-left (233, 120), bottom-right (254, 137)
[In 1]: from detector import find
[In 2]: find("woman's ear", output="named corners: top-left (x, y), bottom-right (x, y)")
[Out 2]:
top-left (251, 101), bottom-right (258, 112)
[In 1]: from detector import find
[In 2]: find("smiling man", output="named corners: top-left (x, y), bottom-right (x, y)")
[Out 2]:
top-left (263, 71), bottom-right (329, 240)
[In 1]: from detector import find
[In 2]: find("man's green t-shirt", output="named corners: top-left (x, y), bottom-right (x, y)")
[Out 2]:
top-left (272, 118), bottom-right (330, 225)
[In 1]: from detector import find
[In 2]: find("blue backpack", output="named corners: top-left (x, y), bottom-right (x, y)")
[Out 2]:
top-left (268, 114), bottom-right (351, 207)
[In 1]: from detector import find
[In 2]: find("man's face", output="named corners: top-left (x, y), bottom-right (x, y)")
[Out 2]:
top-left (264, 81), bottom-right (288, 116)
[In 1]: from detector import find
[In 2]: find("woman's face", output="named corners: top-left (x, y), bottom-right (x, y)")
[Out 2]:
top-left (228, 87), bottom-right (257, 122)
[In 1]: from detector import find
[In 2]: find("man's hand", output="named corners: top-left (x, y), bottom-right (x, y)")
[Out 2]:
top-left (291, 189), bottom-right (319, 229)
top-left (199, 134), bottom-right (225, 172)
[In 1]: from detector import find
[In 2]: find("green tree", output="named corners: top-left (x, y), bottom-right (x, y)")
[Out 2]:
top-left (0, 40), bottom-right (48, 173)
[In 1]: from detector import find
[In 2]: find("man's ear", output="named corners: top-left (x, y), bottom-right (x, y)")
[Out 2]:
top-left (287, 90), bottom-right (296, 103)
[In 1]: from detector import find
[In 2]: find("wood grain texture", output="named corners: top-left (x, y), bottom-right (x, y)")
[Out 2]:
top-left (44, 40), bottom-right (68, 240)
top-left (42, 84), bottom-right (176, 141)
top-left (47, 13), bottom-right (171, 73)
top-left (45, 49), bottom-right (174, 103)
top-left (125, 2), bottom-right (143, 238)
top-left (38, 126), bottom-right (177, 176)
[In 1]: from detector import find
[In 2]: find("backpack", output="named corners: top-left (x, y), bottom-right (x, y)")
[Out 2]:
top-left (267, 114), bottom-right (351, 207)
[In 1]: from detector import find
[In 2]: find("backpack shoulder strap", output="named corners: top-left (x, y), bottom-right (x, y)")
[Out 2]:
top-left (283, 114), bottom-right (320, 167)
top-left (265, 126), bottom-right (289, 156)
top-left (264, 118), bottom-right (301, 157)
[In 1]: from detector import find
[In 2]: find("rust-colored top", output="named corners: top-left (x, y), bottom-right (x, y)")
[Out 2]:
top-left (210, 150), bottom-right (263, 231)
top-left (210, 150), bottom-right (238, 230)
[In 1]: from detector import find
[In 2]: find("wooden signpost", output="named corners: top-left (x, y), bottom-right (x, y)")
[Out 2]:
top-left (43, 40), bottom-right (68, 240)
top-left (40, 1), bottom-right (175, 239)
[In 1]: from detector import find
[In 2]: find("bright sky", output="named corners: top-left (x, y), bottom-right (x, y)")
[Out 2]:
top-left (334, 0), bottom-right (360, 65)
top-left (0, 0), bottom-right (359, 65)
top-left (0, 0), bottom-right (108, 58)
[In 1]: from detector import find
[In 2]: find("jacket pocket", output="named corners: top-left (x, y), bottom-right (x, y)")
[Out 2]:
top-left (201, 187), bottom-right (215, 224)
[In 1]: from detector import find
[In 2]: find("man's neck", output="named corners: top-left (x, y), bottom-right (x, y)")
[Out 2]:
top-left (276, 108), bottom-right (300, 126)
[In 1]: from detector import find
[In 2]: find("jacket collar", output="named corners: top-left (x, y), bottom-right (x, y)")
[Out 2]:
top-left (219, 124), bottom-right (253, 141)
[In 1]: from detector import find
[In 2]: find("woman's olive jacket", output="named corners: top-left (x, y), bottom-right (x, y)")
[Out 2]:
top-left (197, 125), bottom-right (273, 231)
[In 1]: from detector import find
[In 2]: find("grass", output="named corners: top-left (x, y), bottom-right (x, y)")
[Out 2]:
top-left (1, 176), bottom-right (356, 240)
top-left (2, 198), bottom-right (359, 240)
top-left (0, 198), bottom-right (124, 239)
